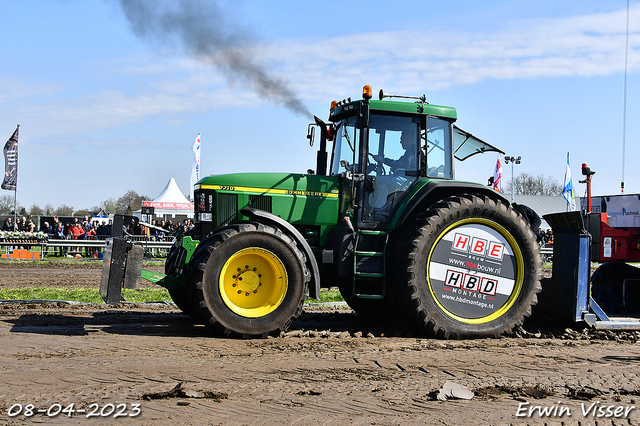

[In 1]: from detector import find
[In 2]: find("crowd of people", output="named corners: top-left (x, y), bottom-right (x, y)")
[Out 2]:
top-left (2, 215), bottom-right (194, 241)
top-left (2, 216), bottom-right (36, 233)
top-left (125, 219), bottom-right (194, 240)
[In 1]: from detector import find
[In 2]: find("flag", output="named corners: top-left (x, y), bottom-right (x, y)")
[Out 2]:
top-left (492, 154), bottom-right (502, 192)
top-left (562, 152), bottom-right (576, 211)
top-left (190, 133), bottom-right (201, 200)
top-left (1, 125), bottom-right (19, 191)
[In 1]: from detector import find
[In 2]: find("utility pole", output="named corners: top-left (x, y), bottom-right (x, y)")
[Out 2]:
top-left (504, 156), bottom-right (521, 203)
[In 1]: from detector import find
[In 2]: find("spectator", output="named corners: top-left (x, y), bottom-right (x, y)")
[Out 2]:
top-left (2, 217), bottom-right (13, 231)
top-left (82, 219), bottom-right (91, 234)
top-left (96, 221), bottom-right (107, 240)
top-left (154, 225), bottom-right (166, 241)
top-left (69, 223), bottom-right (84, 240)
top-left (54, 223), bottom-right (65, 256)
top-left (41, 221), bottom-right (53, 236)
top-left (24, 220), bottom-right (34, 233)
top-left (17, 216), bottom-right (26, 231)
top-left (86, 225), bottom-right (97, 256)
top-left (126, 220), bottom-right (141, 236)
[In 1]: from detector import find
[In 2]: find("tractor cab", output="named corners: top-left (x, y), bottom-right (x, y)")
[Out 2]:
top-left (310, 85), bottom-right (502, 227)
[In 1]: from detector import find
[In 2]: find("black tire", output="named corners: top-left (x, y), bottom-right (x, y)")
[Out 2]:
top-left (188, 222), bottom-right (309, 338)
top-left (168, 286), bottom-right (194, 316)
top-left (337, 278), bottom-right (399, 320)
top-left (393, 194), bottom-right (541, 338)
top-left (165, 233), bottom-right (197, 318)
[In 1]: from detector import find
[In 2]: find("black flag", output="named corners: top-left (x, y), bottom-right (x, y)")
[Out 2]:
top-left (2, 125), bottom-right (19, 191)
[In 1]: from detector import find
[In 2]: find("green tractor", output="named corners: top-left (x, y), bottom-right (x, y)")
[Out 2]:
top-left (140, 86), bottom-right (541, 338)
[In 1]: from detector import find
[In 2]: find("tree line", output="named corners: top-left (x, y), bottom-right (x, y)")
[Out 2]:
top-left (503, 173), bottom-right (562, 196)
top-left (0, 173), bottom-right (562, 218)
top-left (0, 190), bottom-right (151, 217)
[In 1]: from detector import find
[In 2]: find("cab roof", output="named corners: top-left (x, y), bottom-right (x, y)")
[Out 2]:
top-left (329, 98), bottom-right (503, 161)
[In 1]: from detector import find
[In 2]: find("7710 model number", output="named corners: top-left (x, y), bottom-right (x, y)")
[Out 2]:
top-left (7, 403), bottom-right (141, 418)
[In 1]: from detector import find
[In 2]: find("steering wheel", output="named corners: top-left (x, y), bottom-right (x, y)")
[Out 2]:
top-left (368, 153), bottom-right (386, 176)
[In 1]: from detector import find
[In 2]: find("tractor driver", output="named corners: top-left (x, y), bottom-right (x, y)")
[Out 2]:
top-left (370, 131), bottom-right (417, 173)
top-left (367, 129), bottom-right (418, 211)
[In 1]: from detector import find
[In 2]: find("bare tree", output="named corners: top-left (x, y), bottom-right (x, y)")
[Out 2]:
top-left (53, 205), bottom-right (75, 216)
top-left (100, 198), bottom-right (117, 215)
top-left (116, 190), bottom-right (150, 215)
top-left (0, 195), bottom-right (14, 215)
top-left (44, 203), bottom-right (54, 215)
top-left (29, 204), bottom-right (44, 216)
top-left (505, 173), bottom-right (563, 196)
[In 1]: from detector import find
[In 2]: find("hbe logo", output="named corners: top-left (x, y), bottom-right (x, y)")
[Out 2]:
top-left (452, 232), bottom-right (505, 261)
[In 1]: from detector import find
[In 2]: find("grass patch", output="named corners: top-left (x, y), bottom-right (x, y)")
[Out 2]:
top-left (0, 287), bottom-right (170, 303)
top-left (0, 286), bottom-right (342, 304)
top-left (306, 288), bottom-right (344, 304)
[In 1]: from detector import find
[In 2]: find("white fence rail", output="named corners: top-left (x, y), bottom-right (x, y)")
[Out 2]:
top-left (0, 238), bottom-right (176, 258)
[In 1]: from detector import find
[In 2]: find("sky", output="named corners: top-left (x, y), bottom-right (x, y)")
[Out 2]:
top-left (0, 0), bottom-right (639, 212)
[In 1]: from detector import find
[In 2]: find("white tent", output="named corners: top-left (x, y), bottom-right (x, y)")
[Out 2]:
top-left (137, 178), bottom-right (194, 219)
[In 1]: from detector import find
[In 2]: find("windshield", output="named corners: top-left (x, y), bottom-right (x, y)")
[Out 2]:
top-left (330, 116), bottom-right (358, 176)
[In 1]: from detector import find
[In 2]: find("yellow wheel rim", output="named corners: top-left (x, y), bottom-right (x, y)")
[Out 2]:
top-left (427, 218), bottom-right (524, 324)
top-left (219, 247), bottom-right (288, 318)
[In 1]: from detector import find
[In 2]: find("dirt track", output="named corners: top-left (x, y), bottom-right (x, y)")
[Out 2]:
top-left (1, 262), bottom-right (640, 425)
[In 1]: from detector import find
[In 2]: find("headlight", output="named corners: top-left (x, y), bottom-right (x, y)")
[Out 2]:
top-left (199, 212), bottom-right (213, 222)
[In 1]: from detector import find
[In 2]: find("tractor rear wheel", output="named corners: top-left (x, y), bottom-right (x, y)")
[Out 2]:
top-left (188, 222), bottom-right (309, 337)
top-left (394, 194), bottom-right (541, 338)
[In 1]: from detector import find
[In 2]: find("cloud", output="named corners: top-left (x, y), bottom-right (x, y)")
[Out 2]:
top-left (283, 5), bottom-right (639, 93)
top-left (1, 4), bottom-right (638, 140)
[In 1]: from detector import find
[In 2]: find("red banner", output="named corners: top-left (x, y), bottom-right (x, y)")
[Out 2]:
top-left (143, 201), bottom-right (193, 209)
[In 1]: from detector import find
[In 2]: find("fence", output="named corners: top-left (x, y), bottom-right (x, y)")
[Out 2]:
top-left (0, 236), bottom-right (176, 259)
top-left (2, 237), bottom-right (555, 262)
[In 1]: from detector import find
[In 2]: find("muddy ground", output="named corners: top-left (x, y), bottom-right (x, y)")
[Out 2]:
top-left (1, 262), bottom-right (640, 425)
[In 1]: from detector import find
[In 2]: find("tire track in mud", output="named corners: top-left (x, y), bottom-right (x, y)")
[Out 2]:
top-left (1, 305), bottom-right (640, 425)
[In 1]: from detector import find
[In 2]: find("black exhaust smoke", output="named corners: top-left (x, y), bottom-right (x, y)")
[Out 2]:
top-left (117, 0), bottom-right (312, 118)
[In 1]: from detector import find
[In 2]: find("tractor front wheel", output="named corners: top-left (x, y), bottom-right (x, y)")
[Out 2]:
top-left (188, 222), bottom-right (309, 337)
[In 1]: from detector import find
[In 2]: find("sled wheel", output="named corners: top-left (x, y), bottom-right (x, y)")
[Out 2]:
top-left (396, 194), bottom-right (541, 338)
top-left (189, 222), bottom-right (309, 338)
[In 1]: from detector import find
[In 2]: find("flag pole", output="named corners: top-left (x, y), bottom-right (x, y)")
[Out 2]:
top-left (13, 124), bottom-right (18, 228)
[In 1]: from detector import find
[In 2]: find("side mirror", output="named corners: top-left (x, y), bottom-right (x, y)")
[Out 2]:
top-left (340, 160), bottom-right (351, 172)
top-left (307, 124), bottom-right (316, 147)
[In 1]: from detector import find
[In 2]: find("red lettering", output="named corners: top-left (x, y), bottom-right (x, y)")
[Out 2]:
top-left (454, 235), bottom-right (469, 250)
top-left (472, 239), bottom-right (486, 254)
top-left (488, 242), bottom-right (504, 259)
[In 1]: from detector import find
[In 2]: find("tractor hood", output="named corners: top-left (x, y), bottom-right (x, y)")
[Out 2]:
top-left (453, 125), bottom-right (504, 161)
top-left (196, 172), bottom-right (340, 196)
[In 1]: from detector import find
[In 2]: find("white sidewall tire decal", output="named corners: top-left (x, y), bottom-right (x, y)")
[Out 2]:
top-left (393, 194), bottom-right (541, 339)
top-left (426, 218), bottom-right (524, 324)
